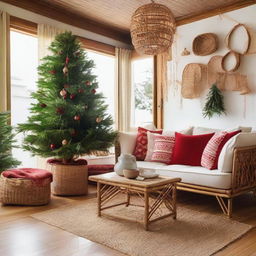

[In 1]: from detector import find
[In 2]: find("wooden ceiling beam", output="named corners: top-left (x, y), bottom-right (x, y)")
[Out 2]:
top-left (176, 0), bottom-right (256, 26)
top-left (0, 0), bottom-right (131, 44)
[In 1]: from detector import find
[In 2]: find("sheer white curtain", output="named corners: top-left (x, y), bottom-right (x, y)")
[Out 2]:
top-left (115, 48), bottom-right (132, 132)
top-left (0, 10), bottom-right (10, 112)
top-left (38, 24), bottom-right (65, 61)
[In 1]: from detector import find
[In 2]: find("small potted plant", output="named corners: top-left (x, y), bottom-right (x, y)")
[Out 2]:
top-left (18, 32), bottom-right (116, 196)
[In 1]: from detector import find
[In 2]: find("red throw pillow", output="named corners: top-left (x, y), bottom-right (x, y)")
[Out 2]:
top-left (212, 130), bottom-right (241, 168)
top-left (171, 132), bottom-right (214, 166)
top-left (151, 135), bottom-right (175, 164)
top-left (133, 127), bottom-right (162, 161)
top-left (201, 132), bottom-right (227, 170)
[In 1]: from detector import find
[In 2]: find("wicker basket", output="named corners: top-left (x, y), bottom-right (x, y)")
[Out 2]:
top-left (192, 33), bottom-right (218, 56)
top-left (47, 161), bottom-right (88, 196)
top-left (0, 173), bottom-right (51, 205)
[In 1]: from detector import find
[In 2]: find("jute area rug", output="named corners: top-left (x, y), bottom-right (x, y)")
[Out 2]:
top-left (32, 196), bottom-right (251, 256)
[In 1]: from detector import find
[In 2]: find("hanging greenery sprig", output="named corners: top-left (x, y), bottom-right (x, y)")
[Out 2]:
top-left (203, 84), bottom-right (226, 119)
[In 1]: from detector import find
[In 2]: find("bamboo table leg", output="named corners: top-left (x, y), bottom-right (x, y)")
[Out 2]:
top-left (173, 184), bottom-right (177, 220)
top-left (144, 191), bottom-right (149, 231)
top-left (126, 189), bottom-right (130, 207)
top-left (97, 182), bottom-right (102, 217)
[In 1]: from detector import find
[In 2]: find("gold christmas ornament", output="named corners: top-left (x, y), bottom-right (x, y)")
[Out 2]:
top-left (130, 0), bottom-right (176, 55)
top-left (96, 117), bottom-right (103, 123)
top-left (63, 66), bottom-right (68, 75)
top-left (60, 89), bottom-right (67, 96)
top-left (62, 139), bottom-right (68, 145)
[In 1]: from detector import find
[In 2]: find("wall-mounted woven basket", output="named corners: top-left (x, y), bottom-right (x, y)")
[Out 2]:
top-left (192, 33), bottom-right (218, 56)
top-left (225, 24), bottom-right (250, 55)
top-left (221, 51), bottom-right (240, 72)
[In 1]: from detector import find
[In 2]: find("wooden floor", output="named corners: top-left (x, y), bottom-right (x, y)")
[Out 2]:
top-left (0, 185), bottom-right (256, 256)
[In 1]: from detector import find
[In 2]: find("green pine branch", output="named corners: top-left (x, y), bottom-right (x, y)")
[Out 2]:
top-left (203, 84), bottom-right (226, 119)
top-left (0, 112), bottom-right (21, 172)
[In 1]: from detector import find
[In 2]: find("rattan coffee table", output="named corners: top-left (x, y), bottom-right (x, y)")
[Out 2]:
top-left (89, 173), bottom-right (181, 230)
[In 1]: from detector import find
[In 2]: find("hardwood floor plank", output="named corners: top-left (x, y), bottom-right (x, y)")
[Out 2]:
top-left (0, 185), bottom-right (255, 256)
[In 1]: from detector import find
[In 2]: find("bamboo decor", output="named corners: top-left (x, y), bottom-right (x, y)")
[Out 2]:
top-left (192, 33), bottom-right (218, 56)
top-left (130, 2), bottom-right (176, 55)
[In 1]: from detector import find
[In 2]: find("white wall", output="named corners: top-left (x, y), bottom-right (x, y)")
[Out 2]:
top-left (0, 1), bottom-right (130, 48)
top-left (164, 5), bottom-right (256, 131)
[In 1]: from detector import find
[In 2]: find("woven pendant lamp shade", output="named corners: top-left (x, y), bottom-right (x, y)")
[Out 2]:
top-left (130, 2), bottom-right (176, 55)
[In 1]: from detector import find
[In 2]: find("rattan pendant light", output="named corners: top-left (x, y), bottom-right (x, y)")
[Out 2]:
top-left (130, 0), bottom-right (176, 55)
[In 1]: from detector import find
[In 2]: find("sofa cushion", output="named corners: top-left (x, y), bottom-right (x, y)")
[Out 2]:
top-left (218, 132), bottom-right (256, 173)
top-left (201, 131), bottom-right (227, 170)
top-left (136, 161), bottom-right (167, 170)
top-left (157, 165), bottom-right (232, 189)
top-left (193, 126), bottom-right (220, 135)
top-left (171, 132), bottom-right (214, 166)
top-left (163, 126), bottom-right (193, 136)
top-left (151, 135), bottom-right (175, 164)
top-left (133, 127), bottom-right (162, 161)
top-left (119, 132), bottom-right (137, 154)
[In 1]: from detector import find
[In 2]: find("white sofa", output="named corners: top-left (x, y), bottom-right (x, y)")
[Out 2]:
top-left (116, 126), bottom-right (256, 217)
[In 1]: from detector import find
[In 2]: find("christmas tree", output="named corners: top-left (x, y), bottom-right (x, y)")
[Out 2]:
top-left (203, 84), bottom-right (226, 119)
top-left (18, 32), bottom-right (116, 164)
top-left (0, 112), bottom-right (20, 172)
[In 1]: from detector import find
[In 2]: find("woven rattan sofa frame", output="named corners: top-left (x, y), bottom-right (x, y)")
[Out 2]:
top-left (115, 143), bottom-right (256, 218)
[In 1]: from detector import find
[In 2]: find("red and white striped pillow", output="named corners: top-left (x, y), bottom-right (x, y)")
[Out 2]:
top-left (151, 135), bottom-right (175, 164)
top-left (201, 131), bottom-right (227, 170)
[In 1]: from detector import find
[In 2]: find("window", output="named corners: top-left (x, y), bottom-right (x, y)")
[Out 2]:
top-left (11, 30), bottom-right (38, 167)
top-left (86, 50), bottom-right (115, 124)
top-left (131, 57), bottom-right (154, 127)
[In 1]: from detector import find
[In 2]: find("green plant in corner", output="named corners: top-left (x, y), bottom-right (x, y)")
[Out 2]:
top-left (203, 84), bottom-right (226, 119)
top-left (18, 32), bottom-right (116, 164)
top-left (0, 112), bottom-right (21, 173)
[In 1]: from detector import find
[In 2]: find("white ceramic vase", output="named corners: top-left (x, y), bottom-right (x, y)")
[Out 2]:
top-left (114, 154), bottom-right (137, 176)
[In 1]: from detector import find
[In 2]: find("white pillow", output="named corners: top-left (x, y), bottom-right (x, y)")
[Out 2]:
top-left (118, 132), bottom-right (137, 154)
top-left (218, 132), bottom-right (256, 173)
top-left (193, 126), bottom-right (220, 135)
top-left (163, 126), bottom-right (193, 136)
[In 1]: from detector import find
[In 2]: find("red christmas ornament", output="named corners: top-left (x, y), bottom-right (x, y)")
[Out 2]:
top-left (85, 80), bottom-right (91, 86)
top-left (70, 94), bottom-right (76, 100)
top-left (60, 89), bottom-right (67, 97)
top-left (40, 103), bottom-right (47, 108)
top-left (50, 144), bottom-right (56, 150)
top-left (63, 95), bottom-right (67, 99)
top-left (78, 88), bottom-right (84, 93)
top-left (91, 89), bottom-right (96, 94)
top-left (70, 129), bottom-right (77, 137)
top-left (56, 107), bottom-right (65, 115)
top-left (64, 84), bottom-right (70, 89)
top-left (74, 115), bottom-right (80, 121)
top-left (49, 70), bottom-right (56, 75)
top-left (65, 57), bottom-right (70, 64)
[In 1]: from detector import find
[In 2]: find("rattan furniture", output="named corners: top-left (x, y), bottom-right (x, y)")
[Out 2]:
top-left (89, 173), bottom-right (181, 230)
top-left (0, 173), bottom-right (52, 206)
top-left (115, 142), bottom-right (256, 218)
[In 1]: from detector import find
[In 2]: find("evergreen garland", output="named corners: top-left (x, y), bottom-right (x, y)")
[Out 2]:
top-left (0, 112), bottom-right (20, 172)
top-left (203, 84), bottom-right (226, 119)
top-left (18, 32), bottom-right (116, 163)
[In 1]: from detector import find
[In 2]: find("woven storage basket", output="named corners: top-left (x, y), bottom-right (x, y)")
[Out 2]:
top-left (48, 161), bottom-right (88, 196)
top-left (192, 33), bottom-right (218, 56)
top-left (0, 173), bottom-right (51, 205)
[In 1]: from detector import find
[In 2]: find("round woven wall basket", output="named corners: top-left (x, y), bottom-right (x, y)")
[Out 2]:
top-left (192, 33), bottom-right (218, 56)
top-left (130, 2), bottom-right (176, 55)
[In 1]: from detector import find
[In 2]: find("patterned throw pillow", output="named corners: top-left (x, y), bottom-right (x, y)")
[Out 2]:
top-left (201, 132), bottom-right (227, 170)
top-left (151, 135), bottom-right (175, 164)
top-left (133, 127), bottom-right (162, 161)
